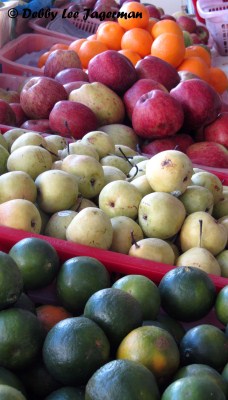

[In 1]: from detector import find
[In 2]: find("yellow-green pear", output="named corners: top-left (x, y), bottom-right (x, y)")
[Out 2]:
top-left (128, 159), bottom-right (148, 180)
top-left (131, 155), bottom-right (149, 164)
top-left (165, 241), bottom-right (180, 263)
top-left (70, 196), bottom-right (98, 212)
top-left (51, 160), bottom-right (63, 170)
top-left (66, 207), bottom-right (113, 250)
top-left (110, 216), bottom-right (144, 254)
top-left (114, 145), bottom-right (138, 158)
top-left (0, 171), bottom-right (37, 204)
top-left (179, 185), bottom-right (214, 215)
top-left (44, 210), bottom-right (78, 240)
top-left (43, 140), bottom-right (59, 162)
top-left (44, 135), bottom-right (67, 151)
top-left (98, 123), bottom-right (139, 150)
top-left (180, 211), bottom-right (227, 255)
top-left (128, 238), bottom-right (175, 265)
top-left (146, 150), bottom-right (193, 195)
top-left (0, 133), bottom-right (8, 150)
top-left (218, 216), bottom-right (228, 246)
top-left (7, 145), bottom-right (53, 180)
top-left (100, 155), bottom-right (132, 175)
top-left (102, 166), bottom-right (126, 185)
top-left (191, 171), bottom-right (223, 204)
top-left (216, 250), bottom-right (228, 278)
top-left (61, 154), bottom-right (105, 199)
top-left (66, 141), bottom-right (100, 161)
top-left (0, 144), bottom-right (9, 175)
top-left (99, 180), bottom-right (142, 219)
top-left (213, 192), bottom-right (228, 219)
top-left (138, 192), bottom-right (186, 239)
top-left (3, 128), bottom-right (27, 151)
top-left (35, 170), bottom-right (78, 214)
top-left (10, 131), bottom-right (46, 152)
top-left (0, 199), bottom-right (41, 233)
top-left (130, 175), bottom-right (153, 197)
top-left (176, 247), bottom-right (221, 276)
top-left (81, 131), bottom-right (115, 159)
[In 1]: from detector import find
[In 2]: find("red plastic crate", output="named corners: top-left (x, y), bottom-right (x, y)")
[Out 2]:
top-left (0, 33), bottom-right (71, 76)
top-left (0, 73), bottom-right (27, 91)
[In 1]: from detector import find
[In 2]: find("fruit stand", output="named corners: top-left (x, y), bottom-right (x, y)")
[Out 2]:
top-left (0, 0), bottom-right (227, 399)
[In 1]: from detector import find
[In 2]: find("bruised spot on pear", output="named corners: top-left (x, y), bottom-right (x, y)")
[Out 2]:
top-left (161, 159), bottom-right (173, 168)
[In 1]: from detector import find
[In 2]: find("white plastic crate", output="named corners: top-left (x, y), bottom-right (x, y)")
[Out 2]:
top-left (197, 0), bottom-right (228, 55)
top-left (0, 1), bottom-right (19, 48)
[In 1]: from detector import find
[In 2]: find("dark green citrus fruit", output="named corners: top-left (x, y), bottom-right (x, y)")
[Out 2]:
top-left (9, 237), bottom-right (60, 290)
top-left (43, 316), bottom-right (110, 386)
top-left (173, 363), bottom-right (228, 398)
top-left (12, 292), bottom-right (36, 314)
top-left (161, 376), bottom-right (226, 400)
top-left (0, 251), bottom-right (23, 310)
top-left (215, 286), bottom-right (228, 326)
top-left (156, 314), bottom-right (186, 345)
top-left (0, 367), bottom-right (26, 396)
top-left (83, 287), bottom-right (143, 347)
top-left (45, 386), bottom-right (85, 400)
top-left (85, 359), bottom-right (160, 400)
top-left (179, 324), bottom-right (228, 371)
top-left (158, 266), bottom-right (216, 322)
top-left (222, 362), bottom-right (228, 384)
top-left (56, 256), bottom-right (110, 314)
top-left (0, 308), bottom-right (44, 370)
top-left (0, 384), bottom-right (27, 400)
top-left (112, 274), bottom-right (161, 320)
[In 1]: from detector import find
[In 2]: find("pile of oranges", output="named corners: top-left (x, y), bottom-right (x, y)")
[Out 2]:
top-left (38, 1), bottom-right (228, 95)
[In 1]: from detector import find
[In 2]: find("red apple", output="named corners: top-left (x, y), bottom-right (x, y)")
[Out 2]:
top-left (186, 141), bottom-right (228, 168)
top-left (20, 76), bottom-right (67, 119)
top-left (132, 89), bottom-right (184, 139)
top-left (44, 50), bottom-right (82, 79)
top-left (177, 15), bottom-right (197, 33)
top-left (135, 56), bottom-right (180, 91)
top-left (190, 33), bottom-right (202, 44)
top-left (221, 101), bottom-right (228, 113)
top-left (49, 100), bottom-right (98, 139)
top-left (141, 133), bottom-right (194, 155)
top-left (204, 112), bottom-right (228, 148)
top-left (170, 78), bottom-right (222, 132)
top-left (160, 14), bottom-right (176, 21)
top-left (55, 68), bottom-right (89, 85)
top-left (0, 100), bottom-right (16, 126)
top-left (9, 103), bottom-right (27, 126)
top-left (20, 119), bottom-right (52, 133)
top-left (145, 5), bottom-right (161, 19)
top-left (63, 81), bottom-right (87, 96)
top-left (118, 0), bottom-right (140, 6)
top-left (195, 25), bottom-right (209, 44)
top-left (123, 78), bottom-right (167, 120)
top-left (88, 50), bottom-right (138, 94)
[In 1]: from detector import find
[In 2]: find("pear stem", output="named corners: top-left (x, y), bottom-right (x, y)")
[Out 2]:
top-left (131, 230), bottom-right (140, 248)
top-left (116, 148), bottom-right (139, 181)
top-left (199, 219), bottom-right (203, 248)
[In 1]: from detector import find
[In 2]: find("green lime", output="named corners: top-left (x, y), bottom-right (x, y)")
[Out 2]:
top-left (0, 251), bottom-right (23, 310)
top-left (215, 286), bottom-right (228, 325)
top-left (0, 367), bottom-right (26, 396)
top-left (45, 386), bottom-right (85, 400)
top-left (0, 385), bottom-right (27, 400)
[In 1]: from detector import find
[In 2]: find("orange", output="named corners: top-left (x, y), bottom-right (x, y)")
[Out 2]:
top-left (121, 27), bottom-right (153, 57)
top-left (68, 38), bottom-right (87, 55)
top-left (151, 32), bottom-right (186, 68)
top-left (145, 18), bottom-right (158, 33)
top-left (118, 1), bottom-right (150, 30)
top-left (36, 305), bottom-right (72, 332)
top-left (185, 44), bottom-right (211, 67)
top-left (152, 19), bottom-right (183, 39)
top-left (87, 33), bottom-right (97, 41)
top-left (50, 43), bottom-right (69, 51)
top-left (177, 56), bottom-right (210, 82)
top-left (118, 49), bottom-right (142, 66)
top-left (96, 21), bottom-right (125, 51)
top-left (208, 67), bottom-right (228, 94)
top-left (38, 50), bottom-right (53, 68)
top-left (78, 40), bottom-right (109, 69)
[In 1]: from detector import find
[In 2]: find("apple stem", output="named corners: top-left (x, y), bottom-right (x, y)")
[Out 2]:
top-left (130, 230), bottom-right (140, 248)
top-left (64, 120), bottom-right (75, 142)
top-left (174, 145), bottom-right (179, 150)
top-left (199, 219), bottom-right (203, 248)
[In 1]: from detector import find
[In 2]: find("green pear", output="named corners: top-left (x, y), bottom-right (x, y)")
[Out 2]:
top-left (218, 216), bottom-right (228, 246)
top-left (70, 196), bottom-right (97, 212)
top-left (146, 150), bottom-right (193, 196)
top-left (0, 171), bottom-right (37, 204)
top-left (213, 192), bottom-right (228, 219)
top-left (128, 159), bottom-right (149, 180)
top-left (66, 207), bottom-right (113, 250)
top-left (176, 247), bottom-right (221, 276)
top-left (0, 199), bottom-right (41, 233)
top-left (51, 160), bottom-right (63, 170)
top-left (165, 241), bottom-right (180, 263)
top-left (0, 144), bottom-right (9, 175)
top-left (7, 145), bottom-right (53, 180)
top-left (35, 203), bottom-right (50, 234)
top-left (0, 133), bottom-right (8, 150)
top-left (35, 169), bottom-right (79, 214)
top-left (61, 154), bottom-right (105, 199)
top-left (131, 155), bottom-right (149, 164)
top-left (43, 140), bottom-right (59, 162)
top-left (138, 192), bottom-right (186, 239)
top-left (180, 211), bottom-right (227, 255)
top-left (98, 123), bottom-right (139, 150)
top-left (110, 216), bottom-right (144, 254)
top-left (130, 175), bottom-right (153, 197)
top-left (193, 167), bottom-right (206, 173)
top-left (3, 128), bottom-right (28, 151)
top-left (102, 166), bottom-right (127, 185)
top-left (179, 185), bottom-right (214, 215)
top-left (128, 238), bottom-right (175, 265)
top-left (44, 210), bottom-right (78, 240)
top-left (62, 140), bottom-right (100, 161)
top-left (99, 180), bottom-right (142, 219)
top-left (216, 250), bottom-right (228, 278)
top-left (191, 171), bottom-right (223, 204)
top-left (114, 145), bottom-right (138, 158)
top-left (44, 135), bottom-right (67, 151)
top-left (100, 155), bottom-right (132, 175)
top-left (69, 82), bottom-right (125, 126)
top-left (10, 131), bottom-right (47, 152)
top-left (81, 131), bottom-right (115, 159)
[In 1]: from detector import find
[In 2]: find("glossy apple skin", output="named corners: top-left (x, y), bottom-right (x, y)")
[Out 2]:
top-left (20, 119), bottom-right (52, 133)
top-left (0, 100), bottom-right (16, 126)
top-left (186, 141), bottom-right (228, 168)
top-left (204, 112), bottom-right (228, 148)
top-left (55, 68), bottom-right (89, 85)
top-left (10, 103), bottom-right (27, 127)
top-left (132, 89), bottom-right (184, 139)
top-left (44, 49), bottom-right (82, 79)
top-left (49, 100), bottom-right (98, 139)
top-left (177, 15), bottom-right (197, 33)
top-left (63, 81), bottom-right (87, 96)
top-left (141, 133), bottom-right (194, 156)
